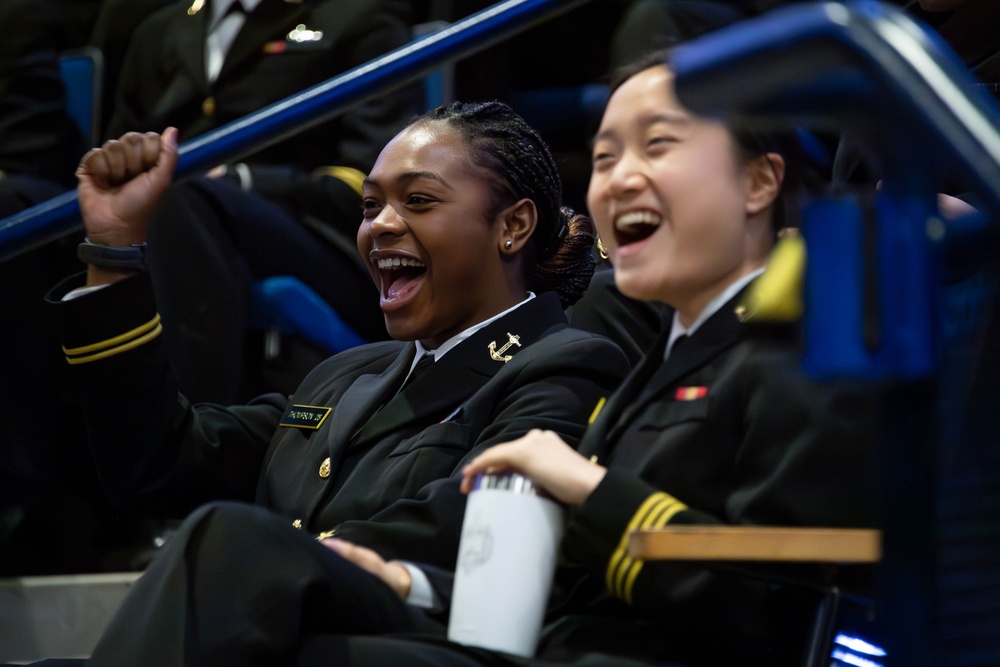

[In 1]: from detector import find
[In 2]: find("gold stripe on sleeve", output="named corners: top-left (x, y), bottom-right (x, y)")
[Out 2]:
top-left (63, 314), bottom-right (163, 365)
top-left (313, 165), bottom-right (366, 198)
top-left (588, 396), bottom-right (607, 425)
top-left (606, 493), bottom-right (671, 592)
top-left (620, 499), bottom-right (687, 604)
top-left (605, 492), bottom-right (687, 602)
top-left (63, 314), bottom-right (161, 356)
top-left (611, 496), bottom-right (681, 597)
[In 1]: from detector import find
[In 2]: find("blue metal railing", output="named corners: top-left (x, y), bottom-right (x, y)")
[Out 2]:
top-left (670, 1), bottom-right (1000, 213)
top-left (672, 0), bottom-right (1000, 384)
top-left (0, 0), bottom-right (592, 261)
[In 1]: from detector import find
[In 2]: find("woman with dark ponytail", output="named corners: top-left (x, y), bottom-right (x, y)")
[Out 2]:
top-left (49, 101), bottom-right (629, 665)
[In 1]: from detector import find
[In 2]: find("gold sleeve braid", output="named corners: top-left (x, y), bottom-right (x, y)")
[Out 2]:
top-left (605, 492), bottom-right (687, 604)
top-left (588, 396), bottom-right (607, 425)
top-left (62, 314), bottom-right (162, 365)
top-left (312, 166), bottom-right (366, 198)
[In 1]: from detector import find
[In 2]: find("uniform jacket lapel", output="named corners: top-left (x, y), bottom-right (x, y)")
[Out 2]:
top-left (578, 332), bottom-right (668, 464)
top-left (327, 344), bottom-right (414, 448)
top-left (220, 0), bottom-right (311, 81)
top-left (176, 3), bottom-right (212, 93)
top-left (353, 292), bottom-right (568, 445)
top-left (635, 300), bottom-right (744, 407)
top-left (582, 292), bottom-right (747, 461)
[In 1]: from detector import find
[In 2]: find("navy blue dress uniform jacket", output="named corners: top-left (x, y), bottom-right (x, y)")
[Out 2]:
top-left (48, 274), bottom-right (630, 569)
top-left (536, 290), bottom-right (879, 665)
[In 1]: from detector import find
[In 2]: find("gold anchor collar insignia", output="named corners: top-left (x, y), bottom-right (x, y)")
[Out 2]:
top-left (488, 333), bottom-right (521, 363)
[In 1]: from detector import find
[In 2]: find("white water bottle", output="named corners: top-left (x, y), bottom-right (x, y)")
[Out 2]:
top-left (447, 472), bottom-right (565, 657)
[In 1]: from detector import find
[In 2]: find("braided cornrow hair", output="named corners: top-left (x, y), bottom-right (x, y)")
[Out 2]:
top-left (411, 101), bottom-right (596, 307)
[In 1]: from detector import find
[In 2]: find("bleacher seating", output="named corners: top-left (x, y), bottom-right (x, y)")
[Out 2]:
top-left (57, 47), bottom-right (103, 148)
top-left (3, 1), bottom-right (998, 663)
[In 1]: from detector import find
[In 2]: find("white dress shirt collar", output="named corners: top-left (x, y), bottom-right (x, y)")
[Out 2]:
top-left (665, 268), bottom-right (765, 359)
top-left (412, 292), bottom-right (536, 368)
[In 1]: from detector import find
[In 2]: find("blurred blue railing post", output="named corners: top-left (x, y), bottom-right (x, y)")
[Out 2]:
top-left (672, 2), bottom-right (1000, 664)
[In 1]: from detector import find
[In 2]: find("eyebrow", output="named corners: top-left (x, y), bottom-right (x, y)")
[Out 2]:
top-left (363, 170), bottom-right (455, 190)
top-left (592, 110), bottom-right (692, 144)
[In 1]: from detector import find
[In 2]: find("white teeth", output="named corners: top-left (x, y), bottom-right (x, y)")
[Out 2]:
top-left (376, 257), bottom-right (425, 270)
top-left (615, 211), bottom-right (662, 231)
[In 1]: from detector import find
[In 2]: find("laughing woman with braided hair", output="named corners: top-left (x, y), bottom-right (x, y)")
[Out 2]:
top-left (44, 101), bottom-right (628, 666)
top-left (415, 103), bottom-right (598, 307)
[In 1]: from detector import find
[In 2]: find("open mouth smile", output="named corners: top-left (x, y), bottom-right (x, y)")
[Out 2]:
top-left (372, 253), bottom-right (427, 302)
top-left (614, 210), bottom-right (662, 247)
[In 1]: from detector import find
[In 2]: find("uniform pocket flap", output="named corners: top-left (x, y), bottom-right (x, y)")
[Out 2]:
top-left (387, 420), bottom-right (470, 458)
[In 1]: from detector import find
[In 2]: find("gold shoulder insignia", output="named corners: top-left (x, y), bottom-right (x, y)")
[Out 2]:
top-left (737, 229), bottom-right (805, 323)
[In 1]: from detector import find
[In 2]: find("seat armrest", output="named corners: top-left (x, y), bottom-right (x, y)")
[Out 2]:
top-left (628, 526), bottom-right (882, 563)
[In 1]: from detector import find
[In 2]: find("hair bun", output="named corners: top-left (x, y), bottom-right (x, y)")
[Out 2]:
top-left (530, 207), bottom-right (597, 307)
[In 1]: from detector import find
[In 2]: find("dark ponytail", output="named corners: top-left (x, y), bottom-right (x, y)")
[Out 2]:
top-left (410, 101), bottom-right (596, 307)
top-left (528, 206), bottom-right (596, 306)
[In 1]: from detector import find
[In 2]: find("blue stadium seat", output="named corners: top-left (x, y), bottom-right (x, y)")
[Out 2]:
top-left (57, 47), bottom-right (104, 147)
top-left (249, 275), bottom-right (366, 356)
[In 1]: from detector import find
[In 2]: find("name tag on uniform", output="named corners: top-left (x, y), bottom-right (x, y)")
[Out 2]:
top-left (280, 404), bottom-right (332, 430)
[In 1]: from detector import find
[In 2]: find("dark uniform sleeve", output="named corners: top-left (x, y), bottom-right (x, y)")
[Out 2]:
top-left (331, 334), bottom-right (631, 569)
top-left (48, 274), bottom-right (282, 517)
top-left (567, 266), bottom-right (670, 366)
top-left (561, 343), bottom-right (878, 654)
top-left (101, 8), bottom-right (159, 143)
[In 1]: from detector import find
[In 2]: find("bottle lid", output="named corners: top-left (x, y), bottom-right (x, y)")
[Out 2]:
top-left (473, 472), bottom-right (538, 495)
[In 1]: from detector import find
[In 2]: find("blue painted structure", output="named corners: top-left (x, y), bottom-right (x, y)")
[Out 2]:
top-left (670, 3), bottom-right (1000, 664)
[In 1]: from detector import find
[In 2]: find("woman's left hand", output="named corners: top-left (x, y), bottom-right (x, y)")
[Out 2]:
top-left (321, 538), bottom-right (412, 599)
top-left (460, 429), bottom-right (606, 506)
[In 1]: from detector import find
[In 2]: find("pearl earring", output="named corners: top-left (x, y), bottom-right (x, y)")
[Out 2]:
top-left (504, 240), bottom-right (513, 250)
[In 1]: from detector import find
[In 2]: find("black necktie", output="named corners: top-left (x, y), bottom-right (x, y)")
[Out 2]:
top-left (668, 334), bottom-right (688, 358)
top-left (401, 353), bottom-right (434, 390)
top-left (207, 0), bottom-right (245, 81)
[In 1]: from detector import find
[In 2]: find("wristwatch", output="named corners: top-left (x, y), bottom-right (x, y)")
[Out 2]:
top-left (77, 240), bottom-right (148, 272)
